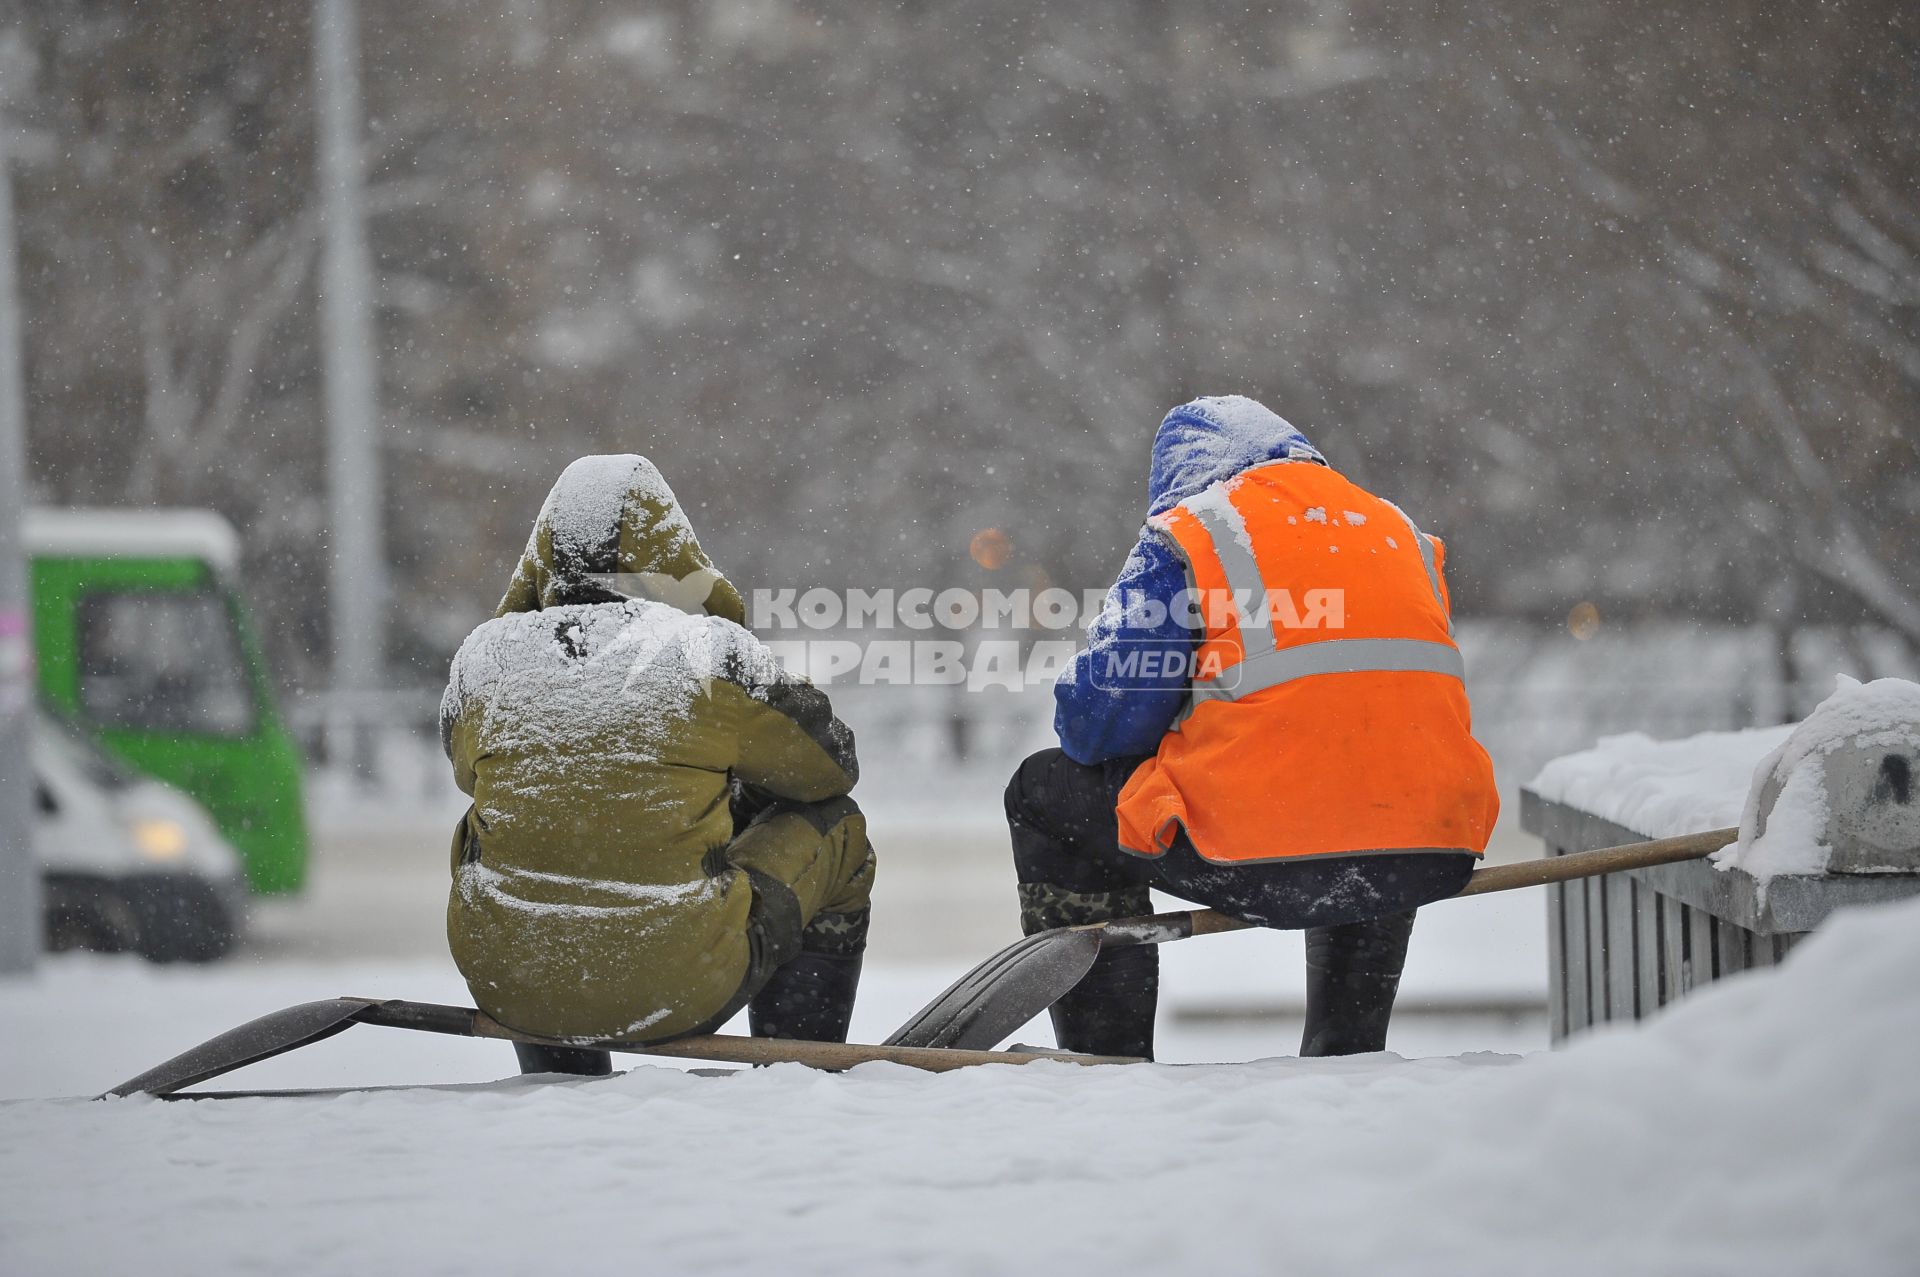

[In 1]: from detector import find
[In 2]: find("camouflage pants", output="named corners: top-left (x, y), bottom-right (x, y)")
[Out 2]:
top-left (724, 793), bottom-right (875, 976)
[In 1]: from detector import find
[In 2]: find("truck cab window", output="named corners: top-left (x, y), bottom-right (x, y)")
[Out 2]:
top-left (76, 589), bottom-right (258, 737)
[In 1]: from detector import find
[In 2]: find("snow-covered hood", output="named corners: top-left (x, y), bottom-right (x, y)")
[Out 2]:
top-left (1146, 395), bottom-right (1325, 517)
top-left (496, 454), bottom-right (746, 624)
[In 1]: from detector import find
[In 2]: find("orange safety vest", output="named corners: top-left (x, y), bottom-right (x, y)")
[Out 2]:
top-left (1115, 460), bottom-right (1500, 863)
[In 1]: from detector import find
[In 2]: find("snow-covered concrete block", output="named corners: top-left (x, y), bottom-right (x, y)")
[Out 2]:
top-left (1731, 676), bottom-right (1920, 878)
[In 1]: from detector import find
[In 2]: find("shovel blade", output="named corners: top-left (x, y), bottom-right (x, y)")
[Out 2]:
top-left (101, 998), bottom-right (373, 1099)
top-left (885, 926), bottom-right (1103, 1050)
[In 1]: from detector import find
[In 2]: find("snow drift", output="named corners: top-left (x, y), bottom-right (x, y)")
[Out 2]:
top-left (3, 895), bottom-right (1917, 1275)
top-left (1527, 724), bottom-right (1789, 840)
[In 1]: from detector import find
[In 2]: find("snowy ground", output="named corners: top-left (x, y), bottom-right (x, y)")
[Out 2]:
top-left (3, 894), bottom-right (1915, 1274)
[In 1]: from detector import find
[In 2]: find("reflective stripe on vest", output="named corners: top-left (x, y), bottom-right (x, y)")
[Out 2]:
top-left (1182, 485), bottom-right (1276, 663)
top-left (1379, 498), bottom-right (1453, 637)
top-left (1193, 637), bottom-right (1466, 704)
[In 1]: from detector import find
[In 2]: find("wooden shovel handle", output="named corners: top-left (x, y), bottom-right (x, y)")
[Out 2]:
top-left (1451, 826), bottom-right (1739, 897)
top-left (1102, 826), bottom-right (1742, 947)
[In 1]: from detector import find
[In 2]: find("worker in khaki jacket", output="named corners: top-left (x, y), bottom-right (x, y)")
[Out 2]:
top-left (1015, 396), bottom-right (1500, 1060)
top-left (442, 455), bottom-right (874, 1075)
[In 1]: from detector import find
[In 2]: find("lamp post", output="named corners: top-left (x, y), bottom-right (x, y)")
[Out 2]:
top-left (313, 0), bottom-right (386, 778)
top-left (0, 88), bottom-right (40, 973)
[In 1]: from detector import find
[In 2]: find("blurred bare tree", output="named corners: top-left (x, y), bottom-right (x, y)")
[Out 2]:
top-left (7, 0), bottom-right (1915, 691)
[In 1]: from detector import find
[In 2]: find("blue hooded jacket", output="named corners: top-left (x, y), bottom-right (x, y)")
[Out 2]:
top-left (1053, 396), bottom-right (1326, 764)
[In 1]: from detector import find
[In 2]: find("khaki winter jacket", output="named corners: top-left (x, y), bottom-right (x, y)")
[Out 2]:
top-left (442, 456), bottom-right (857, 1041)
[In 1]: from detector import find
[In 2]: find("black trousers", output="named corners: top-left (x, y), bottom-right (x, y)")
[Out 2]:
top-left (1005, 747), bottom-right (1476, 1059)
top-left (1005, 748), bottom-right (1475, 930)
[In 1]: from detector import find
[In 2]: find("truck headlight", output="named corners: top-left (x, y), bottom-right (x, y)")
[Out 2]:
top-left (130, 818), bottom-right (189, 862)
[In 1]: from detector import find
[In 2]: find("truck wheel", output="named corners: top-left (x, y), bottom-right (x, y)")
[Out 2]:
top-left (129, 879), bottom-right (238, 964)
top-left (43, 877), bottom-right (139, 954)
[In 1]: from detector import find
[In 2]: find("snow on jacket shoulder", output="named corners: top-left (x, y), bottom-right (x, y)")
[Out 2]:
top-left (442, 601), bottom-right (856, 855)
top-left (1054, 396), bottom-right (1325, 764)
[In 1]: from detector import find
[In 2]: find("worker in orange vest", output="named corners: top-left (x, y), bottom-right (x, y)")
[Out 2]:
top-left (1010, 395), bottom-right (1500, 1059)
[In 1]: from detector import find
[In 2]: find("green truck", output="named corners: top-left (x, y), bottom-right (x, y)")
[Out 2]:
top-left (25, 508), bottom-right (310, 895)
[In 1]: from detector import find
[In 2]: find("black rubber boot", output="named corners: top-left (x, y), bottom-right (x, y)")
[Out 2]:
top-left (748, 907), bottom-right (868, 1043)
top-left (513, 1042), bottom-right (613, 1077)
top-left (749, 951), bottom-right (864, 1042)
top-left (1049, 947), bottom-right (1158, 1060)
top-left (1300, 909), bottom-right (1418, 1057)
top-left (1018, 881), bottom-right (1158, 1060)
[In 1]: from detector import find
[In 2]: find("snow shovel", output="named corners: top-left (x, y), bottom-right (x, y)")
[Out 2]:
top-left (887, 826), bottom-right (1740, 1051)
top-left (102, 997), bottom-right (1143, 1100)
